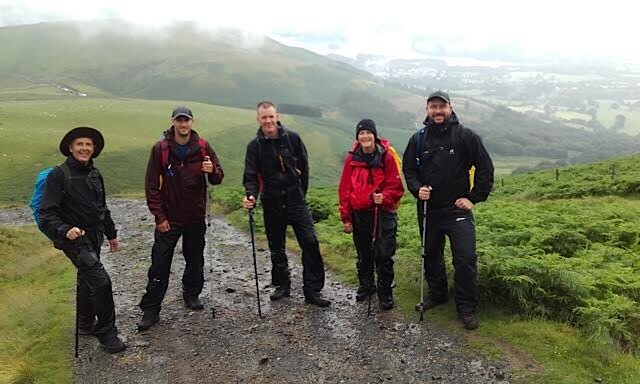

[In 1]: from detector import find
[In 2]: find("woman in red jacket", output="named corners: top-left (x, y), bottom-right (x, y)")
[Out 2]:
top-left (338, 119), bottom-right (405, 309)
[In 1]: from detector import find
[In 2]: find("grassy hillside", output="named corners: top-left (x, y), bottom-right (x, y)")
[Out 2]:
top-left (0, 21), bottom-right (411, 118)
top-left (0, 97), bottom-right (415, 204)
top-left (0, 226), bottom-right (74, 384)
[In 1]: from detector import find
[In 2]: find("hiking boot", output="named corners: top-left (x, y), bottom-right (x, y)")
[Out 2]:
top-left (184, 296), bottom-right (204, 310)
top-left (379, 294), bottom-right (394, 311)
top-left (99, 333), bottom-right (126, 354)
top-left (137, 310), bottom-right (160, 332)
top-left (304, 294), bottom-right (331, 307)
top-left (355, 286), bottom-right (374, 302)
top-left (415, 297), bottom-right (447, 312)
top-left (269, 286), bottom-right (291, 301)
top-left (460, 312), bottom-right (479, 330)
top-left (380, 298), bottom-right (394, 310)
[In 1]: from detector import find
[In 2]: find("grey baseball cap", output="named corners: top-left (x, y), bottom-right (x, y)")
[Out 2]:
top-left (171, 106), bottom-right (193, 119)
top-left (427, 90), bottom-right (451, 104)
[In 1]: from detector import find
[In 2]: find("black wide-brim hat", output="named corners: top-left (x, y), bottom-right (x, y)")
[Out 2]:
top-left (59, 126), bottom-right (105, 158)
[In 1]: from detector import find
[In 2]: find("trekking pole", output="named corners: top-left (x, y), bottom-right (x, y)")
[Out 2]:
top-left (247, 194), bottom-right (263, 317)
top-left (74, 231), bottom-right (87, 358)
top-left (368, 203), bottom-right (380, 317)
top-left (416, 200), bottom-right (428, 321)
top-left (75, 260), bottom-right (79, 358)
top-left (205, 180), bottom-right (216, 319)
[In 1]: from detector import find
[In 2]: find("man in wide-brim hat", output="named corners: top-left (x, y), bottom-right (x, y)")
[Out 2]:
top-left (39, 126), bottom-right (126, 353)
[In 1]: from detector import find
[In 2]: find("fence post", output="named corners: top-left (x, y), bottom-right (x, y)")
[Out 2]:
top-left (555, 168), bottom-right (559, 181)
top-left (611, 164), bottom-right (616, 180)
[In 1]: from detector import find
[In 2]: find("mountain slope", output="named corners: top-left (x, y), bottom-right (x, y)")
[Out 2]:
top-left (0, 21), bottom-right (411, 116)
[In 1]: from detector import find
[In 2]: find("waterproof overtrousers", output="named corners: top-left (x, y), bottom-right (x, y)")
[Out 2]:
top-left (262, 194), bottom-right (325, 297)
top-left (352, 209), bottom-right (396, 299)
top-left (139, 221), bottom-right (206, 312)
top-left (63, 231), bottom-right (117, 341)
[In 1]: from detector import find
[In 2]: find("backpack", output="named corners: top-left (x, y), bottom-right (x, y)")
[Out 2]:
top-left (384, 145), bottom-right (402, 174)
top-left (29, 163), bottom-right (71, 234)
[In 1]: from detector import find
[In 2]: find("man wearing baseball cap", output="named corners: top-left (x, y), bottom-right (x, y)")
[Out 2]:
top-left (138, 106), bottom-right (224, 331)
top-left (402, 91), bottom-right (494, 330)
top-left (39, 126), bottom-right (126, 353)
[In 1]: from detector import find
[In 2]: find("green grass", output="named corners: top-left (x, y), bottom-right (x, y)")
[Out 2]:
top-left (0, 226), bottom-right (74, 384)
top-left (0, 97), bottom-right (370, 204)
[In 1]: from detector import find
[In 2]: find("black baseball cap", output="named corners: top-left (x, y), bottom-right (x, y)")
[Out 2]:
top-left (171, 106), bottom-right (193, 119)
top-left (427, 90), bottom-right (451, 104)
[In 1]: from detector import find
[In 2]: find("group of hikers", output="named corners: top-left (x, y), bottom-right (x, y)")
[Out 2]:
top-left (36, 90), bottom-right (494, 354)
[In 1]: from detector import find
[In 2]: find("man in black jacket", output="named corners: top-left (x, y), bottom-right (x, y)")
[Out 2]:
top-left (402, 91), bottom-right (494, 329)
top-left (39, 127), bottom-right (126, 353)
top-left (242, 101), bottom-right (330, 307)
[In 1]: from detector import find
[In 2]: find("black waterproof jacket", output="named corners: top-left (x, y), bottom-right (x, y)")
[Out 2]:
top-left (243, 123), bottom-right (309, 201)
top-left (402, 112), bottom-right (494, 210)
top-left (39, 156), bottom-right (117, 248)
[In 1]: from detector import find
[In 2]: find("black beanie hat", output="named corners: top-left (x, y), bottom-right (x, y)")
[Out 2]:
top-left (355, 118), bottom-right (377, 139)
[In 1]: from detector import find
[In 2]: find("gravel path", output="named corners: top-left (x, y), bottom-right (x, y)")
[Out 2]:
top-left (1, 199), bottom-right (511, 383)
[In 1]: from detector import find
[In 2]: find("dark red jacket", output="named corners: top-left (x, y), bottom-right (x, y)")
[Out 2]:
top-left (145, 128), bottom-right (223, 225)
top-left (338, 138), bottom-right (404, 223)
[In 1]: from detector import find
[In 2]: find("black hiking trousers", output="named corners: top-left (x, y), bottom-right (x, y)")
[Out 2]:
top-left (139, 221), bottom-right (206, 312)
top-left (352, 209), bottom-right (397, 298)
top-left (262, 193), bottom-right (325, 297)
top-left (418, 203), bottom-right (478, 314)
top-left (62, 231), bottom-right (117, 341)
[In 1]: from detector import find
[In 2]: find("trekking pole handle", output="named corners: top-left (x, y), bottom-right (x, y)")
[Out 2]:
top-left (245, 192), bottom-right (256, 211)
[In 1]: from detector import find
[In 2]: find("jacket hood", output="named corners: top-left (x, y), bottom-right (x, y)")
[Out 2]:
top-left (422, 111), bottom-right (460, 133)
top-left (256, 121), bottom-right (287, 140)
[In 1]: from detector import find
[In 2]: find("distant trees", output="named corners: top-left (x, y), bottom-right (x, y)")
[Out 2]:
top-left (475, 106), bottom-right (640, 163)
top-left (610, 114), bottom-right (626, 131)
top-left (278, 104), bottom-right (323, 118)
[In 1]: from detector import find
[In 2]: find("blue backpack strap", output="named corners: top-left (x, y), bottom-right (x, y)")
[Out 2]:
top-left (415, 127), bottom-right (425, 166)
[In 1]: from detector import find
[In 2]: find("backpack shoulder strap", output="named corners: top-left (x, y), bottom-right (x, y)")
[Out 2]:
top-left (58, 162), bottom-right (71, 193)
top-left (283, 128), bottom-right (296, 155)
top-left (197, 138), bottom-right (208, 160)
top-left (160, 139), bottom-right (170, 169)
top-left (415, 127), bottom-right (426, 166)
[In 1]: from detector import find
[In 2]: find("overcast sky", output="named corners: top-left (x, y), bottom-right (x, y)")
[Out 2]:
top-left (2, 0), bottom-right (639, 63)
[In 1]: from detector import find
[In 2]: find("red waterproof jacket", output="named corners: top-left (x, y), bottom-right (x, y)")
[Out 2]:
top-left (145, 127), bottom-right (223, 225)
top-left (338, 138), bottom-right (404, 224)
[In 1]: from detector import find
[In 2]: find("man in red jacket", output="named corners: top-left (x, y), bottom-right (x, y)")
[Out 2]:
top-left (338, 119), bottom-right (404, 309)
top-left (138, 106), bottom-right (224, 332)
